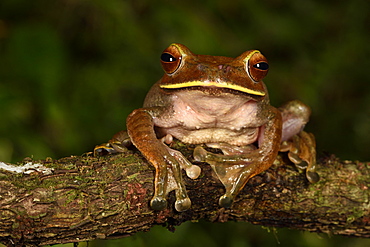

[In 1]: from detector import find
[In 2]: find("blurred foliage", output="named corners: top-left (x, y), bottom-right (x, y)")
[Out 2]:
top-left (0, 0), bottom-right (369, 246)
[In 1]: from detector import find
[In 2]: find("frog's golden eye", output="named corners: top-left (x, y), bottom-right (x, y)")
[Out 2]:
top-left (161, 45), bottom-right (183, 74)
top-left (247, 52), bottom-right (269, 82)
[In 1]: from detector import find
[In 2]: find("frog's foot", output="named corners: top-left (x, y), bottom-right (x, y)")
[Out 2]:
top-left (194, 145), bottom-right (260, 208)
top-left (150, 135), bottom-right (201, 212)
top-left (160, 134), bottom-right (202, 180)
top-left (163, 144), bottom-right (201, 211)
top-left (280, 131), bottom-right (319, 183)
top-left (94, 130), bottom-right (131, 156)
top-left (166, 146), bottom-right (201, 180)
top-left (149, 152), bottom-right (195, 212)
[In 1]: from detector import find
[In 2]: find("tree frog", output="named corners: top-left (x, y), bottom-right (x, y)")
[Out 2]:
top-left (95, 43), bottom-right (319, 212)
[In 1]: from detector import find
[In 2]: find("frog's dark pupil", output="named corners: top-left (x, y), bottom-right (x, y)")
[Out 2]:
top-left (253, 62), bottom-right (269, 70)
top-left (161, 53), bottom-right (177, 62)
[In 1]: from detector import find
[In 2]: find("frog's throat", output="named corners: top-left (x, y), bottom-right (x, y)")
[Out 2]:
top-left (160, 81), bottom-right (265, 96)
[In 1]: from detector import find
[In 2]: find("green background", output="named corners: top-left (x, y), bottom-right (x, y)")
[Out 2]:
top-left (0, 0), bottom-right (369, 246)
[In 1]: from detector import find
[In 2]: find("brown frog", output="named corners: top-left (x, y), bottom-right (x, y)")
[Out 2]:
top-left (95, 43), bottom-right (319, 212)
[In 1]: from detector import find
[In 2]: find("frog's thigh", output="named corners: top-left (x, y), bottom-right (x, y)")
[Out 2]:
top-left (279, 100), bottom-right (310, 142)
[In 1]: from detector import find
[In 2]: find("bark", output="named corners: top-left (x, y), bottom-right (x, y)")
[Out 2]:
top-left (0, 142), bottom-right (369, 246)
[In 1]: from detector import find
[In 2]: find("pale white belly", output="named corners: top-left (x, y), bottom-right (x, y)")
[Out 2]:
top-left (154, 90), bottom-right (265, 146)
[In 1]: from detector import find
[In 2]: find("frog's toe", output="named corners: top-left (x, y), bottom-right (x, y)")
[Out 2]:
top-left (175, 197), bottom-right (191, 212)
top-left (93, 145), bottom-right (118, 156)
top-left (295, 160), bottom-right (308, 170)
top-left (307, 171), bottom-right (320, 183)
top-left (193, 146), bottom-right (208, 162)
top-left (219, 194), bottom-right (233, 208)
top-left (185, 165), bottom-right (201, 179)
top-left (288, 152), bottom-right (302, 165)
top-left (150, 197), bottom-right (167, 211)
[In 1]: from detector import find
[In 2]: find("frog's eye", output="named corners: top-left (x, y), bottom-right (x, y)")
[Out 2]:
top-left (247, 52), bottom-right (269, 82)
top-left (161, 45), bottom-right (183, 74)
top-left (161, 53), bottom-right (176, 62)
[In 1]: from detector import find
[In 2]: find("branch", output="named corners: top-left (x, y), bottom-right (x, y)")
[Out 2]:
top-left (0, 143), bottom-right (369, 246)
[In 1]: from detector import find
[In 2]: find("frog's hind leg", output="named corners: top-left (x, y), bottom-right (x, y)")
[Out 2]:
top-left (280, 131), bottom-right (319, 183)
top-left (279, 100), bottom-right (319, 183)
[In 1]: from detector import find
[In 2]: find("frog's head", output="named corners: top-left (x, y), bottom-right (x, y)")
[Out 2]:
top-left (159, 43), bottom-right (269, 98)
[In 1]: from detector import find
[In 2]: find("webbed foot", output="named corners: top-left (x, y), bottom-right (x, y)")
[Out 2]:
top-left (160, 142), bottom-right (200, 211)
top-left (194, 145), bottom-right (262, 208)
top-left (280, 131), bottom-right (319, 183)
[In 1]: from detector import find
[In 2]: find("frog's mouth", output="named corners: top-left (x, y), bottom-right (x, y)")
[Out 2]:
top-left (160, 80), bottom-right (266, 97)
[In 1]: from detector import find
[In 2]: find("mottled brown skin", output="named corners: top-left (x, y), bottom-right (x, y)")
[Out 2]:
top-left (95, 43), bottom-right (318, 212)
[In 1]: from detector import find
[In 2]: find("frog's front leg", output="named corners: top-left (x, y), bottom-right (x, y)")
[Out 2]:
top-left (127, 108), bottom-right (200, 212)
top-left (194, 106), bottom-right (282, 208)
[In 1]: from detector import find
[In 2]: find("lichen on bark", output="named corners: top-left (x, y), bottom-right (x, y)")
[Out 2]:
top-left (0, 146), bottom-right (370, 246)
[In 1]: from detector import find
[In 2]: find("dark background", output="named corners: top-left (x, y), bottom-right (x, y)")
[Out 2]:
top-left (0, 0), bottom-right (369, 246)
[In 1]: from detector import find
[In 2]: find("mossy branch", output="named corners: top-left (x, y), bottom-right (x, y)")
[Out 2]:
top-left (0, 143), bottom-right (369, 246)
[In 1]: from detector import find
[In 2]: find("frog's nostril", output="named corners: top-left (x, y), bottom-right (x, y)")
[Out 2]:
top-left (197, 64), bottom-right (207, 71)
top-left (218, 65), bottom-right (231, 73)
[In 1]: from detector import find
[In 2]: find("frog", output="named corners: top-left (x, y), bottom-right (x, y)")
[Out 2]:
top-left (94, 43), bottom-right (319, 212)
